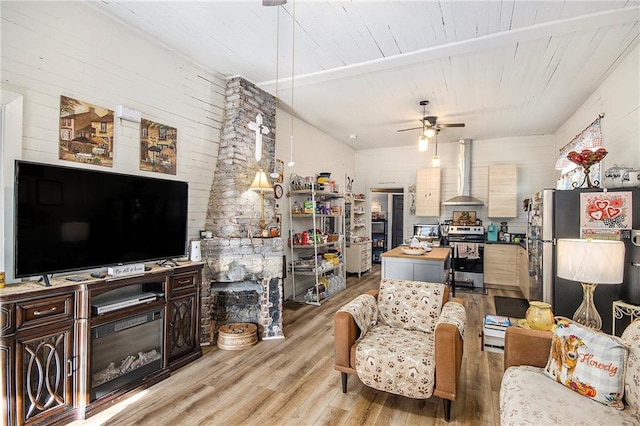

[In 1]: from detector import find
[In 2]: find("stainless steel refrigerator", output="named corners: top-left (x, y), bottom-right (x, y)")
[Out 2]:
top-left (527, 187), bottom-right (640, 334)
top-left (527, 189), bottom-right (555, 305)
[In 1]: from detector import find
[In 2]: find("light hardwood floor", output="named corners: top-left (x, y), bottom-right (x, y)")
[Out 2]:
top-left (70, 265), bottom-right (524, 426)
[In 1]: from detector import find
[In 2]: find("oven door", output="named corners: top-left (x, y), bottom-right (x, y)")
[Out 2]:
top-left (450, 241), bottom-right (484, 287)
top-left (451, 242), bottom-right (484, 274)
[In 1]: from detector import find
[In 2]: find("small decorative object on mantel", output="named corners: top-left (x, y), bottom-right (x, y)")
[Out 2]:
top-left (567, 148), bottom-right (607, 188)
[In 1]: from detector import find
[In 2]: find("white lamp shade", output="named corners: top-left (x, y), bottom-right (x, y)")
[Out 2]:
top-left (556, 238), bottom-right (625, 284)
top-left (249, 170), bottom-right (273, 191)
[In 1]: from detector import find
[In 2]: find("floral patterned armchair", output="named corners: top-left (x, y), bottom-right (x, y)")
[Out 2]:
top-left (334, 279), bottom-right (466, 421)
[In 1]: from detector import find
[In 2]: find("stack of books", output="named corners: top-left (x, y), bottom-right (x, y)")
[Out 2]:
top-left (483, 314), bottom-right (511, 353)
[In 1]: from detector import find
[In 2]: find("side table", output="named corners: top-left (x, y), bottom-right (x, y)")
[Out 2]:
top-left (612, 300), bottom-right (640, 336)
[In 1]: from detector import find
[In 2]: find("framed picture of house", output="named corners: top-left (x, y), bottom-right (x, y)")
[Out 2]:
top-left (140, 118), bottom-right (177, 175)
top-left (452, 211), bottom-right (476, 226)
top-left (59, 96), bottom-right (114, 167)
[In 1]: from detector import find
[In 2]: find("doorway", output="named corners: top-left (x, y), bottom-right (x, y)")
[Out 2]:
top-left (391, 194), bottom-right (404, 248)
top-left (370, 188), bottom-right (405, 256)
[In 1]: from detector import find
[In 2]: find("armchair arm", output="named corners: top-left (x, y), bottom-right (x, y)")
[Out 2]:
top-left (433, 300), bottom-right (465, 401)
top-left (334, 289), bottom-right (378, 372)
top-left (503, 326), bottom-right (553, 371)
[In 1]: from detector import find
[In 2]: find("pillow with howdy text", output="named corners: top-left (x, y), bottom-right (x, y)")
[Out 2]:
top-left (544, 317), bottom-right (629, 409)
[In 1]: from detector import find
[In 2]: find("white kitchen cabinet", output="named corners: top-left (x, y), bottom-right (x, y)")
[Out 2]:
top-left (415, 168), bottom-right (441, 217)
top-left (346, 242), bottom-right (371, 277)
top-left (488, 165), bottom-right (518, 218)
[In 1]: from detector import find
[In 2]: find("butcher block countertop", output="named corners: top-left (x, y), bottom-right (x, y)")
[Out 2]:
top-left (381, 246), bottom-right (450, 262)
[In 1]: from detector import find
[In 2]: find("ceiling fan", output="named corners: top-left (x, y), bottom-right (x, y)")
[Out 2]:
top-left (397, 100), bottom-right (465, 133)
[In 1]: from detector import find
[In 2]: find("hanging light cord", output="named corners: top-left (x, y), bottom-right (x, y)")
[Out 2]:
top-left (270, 6), bottom-right (281, 178)
top-left (288, 0), bottom-right (296, 167)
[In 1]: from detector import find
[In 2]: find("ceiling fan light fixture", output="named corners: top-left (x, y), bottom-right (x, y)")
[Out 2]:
top-left (418, 136), bottom-right (429, 152)
top-left (424, 128), bottom-right (436, 138)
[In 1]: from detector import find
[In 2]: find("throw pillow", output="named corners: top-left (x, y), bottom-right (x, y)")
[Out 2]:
top-left (543, 317), bottom-right (629, 409)
top-left (376, 278), bottom-right (444, 333)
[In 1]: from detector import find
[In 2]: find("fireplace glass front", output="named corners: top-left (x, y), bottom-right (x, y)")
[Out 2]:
top-left (90, 308), bottom-right (164, 400)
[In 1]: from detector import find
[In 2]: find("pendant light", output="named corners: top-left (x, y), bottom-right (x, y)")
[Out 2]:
top-left (432, 131), bottom-right (440, 167)
top-left (287, 0), bottom-right (296, 167)
top-left (418, 100), bottom-right (429, 152)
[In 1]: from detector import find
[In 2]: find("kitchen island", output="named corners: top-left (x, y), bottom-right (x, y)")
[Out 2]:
top-left (381, 246), bottom-right (451, 283)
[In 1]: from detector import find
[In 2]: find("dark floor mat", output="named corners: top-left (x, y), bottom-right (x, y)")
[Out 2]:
top-left (494, 296), bottom-right (529, 318)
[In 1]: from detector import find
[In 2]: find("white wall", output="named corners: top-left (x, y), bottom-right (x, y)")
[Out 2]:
top-left (1, 1), bottom-right (225, 278)
top-left (355, 135), bottom-right (556, 238)
top-left (555, 44), bottom-right (640, 174)
top-left (0, 2), bottom-right (357, 291)
top-left (1, 92), bottom-right (23, 282)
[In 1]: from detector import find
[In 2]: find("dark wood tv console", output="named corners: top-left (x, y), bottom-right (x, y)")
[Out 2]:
top-left (0, 262), bottom-right (203, 426)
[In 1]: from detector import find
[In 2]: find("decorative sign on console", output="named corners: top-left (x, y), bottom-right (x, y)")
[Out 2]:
top-left (108, 263), bottom-right (146, 277)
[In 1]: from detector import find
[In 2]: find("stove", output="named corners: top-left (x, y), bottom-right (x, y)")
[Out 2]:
top-left (448, 226), bottom-right (485, 242)
top-left (448, 226), bottom-right (485, 288)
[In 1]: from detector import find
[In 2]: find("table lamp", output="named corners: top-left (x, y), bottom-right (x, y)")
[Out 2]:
top-left (249, 169), bottom-right (273, 233)
top-left (556, 238), bottom-right (625, 330)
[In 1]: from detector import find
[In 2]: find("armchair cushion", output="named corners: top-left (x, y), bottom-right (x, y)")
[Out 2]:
top-left (337, 294), bottom-right (378, 339)
top-left (377, 278), bottom-right (445, 333)
top-left (500, 365), bottom-right (638, 426)
top-left (543, 318), bottom-right (628, 409)
top-left (621, 319), bottom-right (640, 412)
top-left (355, 325), bottom-right (436, 399)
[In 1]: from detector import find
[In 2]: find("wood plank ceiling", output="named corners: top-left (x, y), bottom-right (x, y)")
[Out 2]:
top-left (88, 1), bottom-right (640, 150)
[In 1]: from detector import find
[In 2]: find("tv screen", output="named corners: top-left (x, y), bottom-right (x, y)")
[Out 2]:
top-left (15, 161), bottom-right (188, 278)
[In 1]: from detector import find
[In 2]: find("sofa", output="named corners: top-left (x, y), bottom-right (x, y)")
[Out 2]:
top-left (500, 319), bottom-right (640, 425)
top-left (334, 279), bottom-right (466, 421)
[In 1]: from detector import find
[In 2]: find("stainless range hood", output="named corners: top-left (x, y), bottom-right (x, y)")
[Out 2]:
top-left (442, 139), bottom-right (485, 206)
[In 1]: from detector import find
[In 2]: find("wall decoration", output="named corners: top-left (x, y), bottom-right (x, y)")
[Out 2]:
top-left (59, 96), bottom-right (114, 167)
top-left (452, 210), bottom-right (476, 226)
top-left (140, 118), bottom-right (177, 175)
top-left (273, 159), bottom-right (284, 183)
top-left (580, 191), bottom-right (632, 230)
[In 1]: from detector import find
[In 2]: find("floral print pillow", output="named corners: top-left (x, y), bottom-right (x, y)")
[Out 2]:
top-left (377, 279), bottom-right (444, 334)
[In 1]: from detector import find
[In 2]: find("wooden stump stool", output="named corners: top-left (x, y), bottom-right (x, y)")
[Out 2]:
top-left (217, 323), bottom-right (258, 350)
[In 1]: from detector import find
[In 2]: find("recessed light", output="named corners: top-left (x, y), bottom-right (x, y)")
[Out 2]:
top-left (349, 134), bottom-right (357, 139)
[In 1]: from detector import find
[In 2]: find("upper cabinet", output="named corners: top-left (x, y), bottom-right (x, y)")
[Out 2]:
top-left (415, 168), bottom-right (441, 217)
top-left (488, 164), bottom-right (518, 218)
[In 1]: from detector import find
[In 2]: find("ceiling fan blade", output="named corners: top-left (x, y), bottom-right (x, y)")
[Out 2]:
top-left (437, 123), bottom-right (465, 128)
top-left (397, 126), bottom-right (423, 133)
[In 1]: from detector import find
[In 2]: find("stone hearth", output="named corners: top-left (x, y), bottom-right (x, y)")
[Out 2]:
top-left (199, 77), bottom-right (284, 345)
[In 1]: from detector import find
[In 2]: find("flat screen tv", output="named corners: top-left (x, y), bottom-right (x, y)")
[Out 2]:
top-left (14, 161), bottom-right (189, 279)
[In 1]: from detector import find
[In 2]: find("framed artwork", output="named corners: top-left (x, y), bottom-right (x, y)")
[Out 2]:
top-left (452, 211), bottom-right (476, 226)
top-left (140, 118), bottom-right (177, 175)
top-left (273, 159), bottom-right (284, 183)
top-left (580, 191), bottom-right (632, 230)
top-left (59, 96), bottom-right (114, 167)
